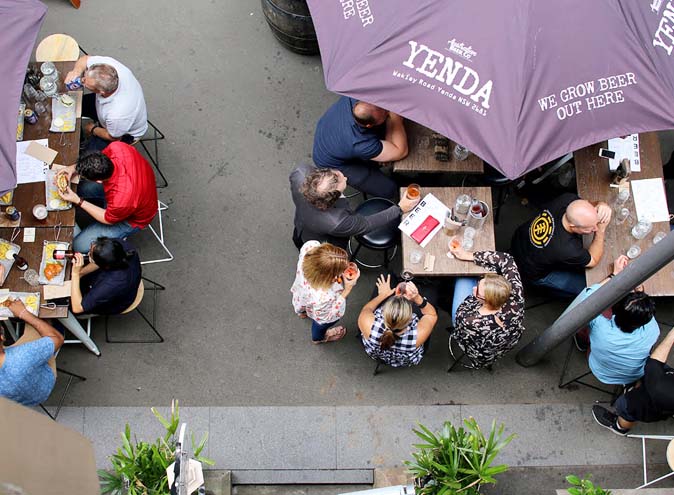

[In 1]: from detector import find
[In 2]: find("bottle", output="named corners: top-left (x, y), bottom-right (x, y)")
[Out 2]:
top-left (54, 249), bottom-right (89, 262)
top-left (13, 253), bottom-right (28, 271)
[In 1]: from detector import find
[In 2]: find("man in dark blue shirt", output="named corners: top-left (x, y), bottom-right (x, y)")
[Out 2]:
top-left (70, 237), bottom-right (142, 315)
top-left (312, 97), bottom-right (408, 199)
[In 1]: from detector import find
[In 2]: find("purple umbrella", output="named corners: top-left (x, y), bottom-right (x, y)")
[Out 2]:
top-left (307, 0), bottom-right (674, 179)
top-left (0, 0), bottom-right (47, 193)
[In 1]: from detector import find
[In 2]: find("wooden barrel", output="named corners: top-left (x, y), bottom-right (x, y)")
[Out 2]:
top-left (261, 0), bottom-right (319, 55)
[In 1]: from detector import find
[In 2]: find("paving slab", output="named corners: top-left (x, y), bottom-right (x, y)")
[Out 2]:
top-left (232, 470), bottom-right (373, 485)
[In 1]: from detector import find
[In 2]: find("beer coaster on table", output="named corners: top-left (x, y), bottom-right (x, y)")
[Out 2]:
top-left (0, 213), bottom-right (20, 228)
top-left (23, 228), bottom-right (35, 243)
top-left (423, 253), bottom-right (435, 272)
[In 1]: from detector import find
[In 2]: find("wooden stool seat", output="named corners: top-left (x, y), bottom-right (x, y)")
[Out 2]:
top-left (121, 281), bottom-right (144, 314)
top-left (36, 34), bottom-right (80, 62)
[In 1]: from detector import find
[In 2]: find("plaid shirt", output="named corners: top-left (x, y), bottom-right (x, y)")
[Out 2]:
top-left (362, 307), bottom-right (423, 367)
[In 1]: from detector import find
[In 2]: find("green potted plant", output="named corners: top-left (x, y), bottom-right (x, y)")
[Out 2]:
top-left (405, 418), bottom-right (515, 495)
top-left (98, 400), bottom-right (214, 495)
top-left (564, 475), bottom-right (612, 495)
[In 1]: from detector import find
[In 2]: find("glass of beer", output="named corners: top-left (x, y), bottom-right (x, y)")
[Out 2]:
top-left (406, 184), bottom-right (421, 200)
top-left (344, 262), bottom-right (359, 281)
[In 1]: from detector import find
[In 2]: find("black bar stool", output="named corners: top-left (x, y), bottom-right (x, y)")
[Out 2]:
top-left (348, 198), bottom-right (399, 269)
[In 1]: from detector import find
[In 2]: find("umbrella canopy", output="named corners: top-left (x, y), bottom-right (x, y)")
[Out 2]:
top-left (0, 0), bottom-right (46, 193)
top-left (307, 0), bottom-right (674, 179)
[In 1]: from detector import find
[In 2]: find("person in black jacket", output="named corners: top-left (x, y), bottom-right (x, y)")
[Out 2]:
top-left (290, 163), bottom-right (418, 249)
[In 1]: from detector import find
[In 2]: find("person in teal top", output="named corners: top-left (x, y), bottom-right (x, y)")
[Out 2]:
top-left (575, 255), bottom-right (660, 385)
top-left (0, 296), bottom-right (64, 407)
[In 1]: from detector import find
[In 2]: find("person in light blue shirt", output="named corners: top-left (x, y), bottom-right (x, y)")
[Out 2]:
top-left (575, 256), bottom-right (660, 385)
top-left (0, 297), bottom-right (64, 407)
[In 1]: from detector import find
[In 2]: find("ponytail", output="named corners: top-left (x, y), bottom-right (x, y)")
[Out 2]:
top-left (380, 329), bottom-right (396, 350)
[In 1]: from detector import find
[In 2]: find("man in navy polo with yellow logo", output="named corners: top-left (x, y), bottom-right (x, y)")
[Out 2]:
top-left (510, 193), bottom-right (611, 297)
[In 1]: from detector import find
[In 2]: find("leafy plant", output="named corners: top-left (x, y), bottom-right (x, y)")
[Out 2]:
top-left (405, 418), bottom-right (515, 495)
top-left (98, 400), bottom-right (214, 495)
top-left (565, 475), bottom-right (612, 495)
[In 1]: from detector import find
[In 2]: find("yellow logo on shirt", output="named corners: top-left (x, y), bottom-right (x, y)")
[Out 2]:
top-left (529, 210), bottom-right (554, 248)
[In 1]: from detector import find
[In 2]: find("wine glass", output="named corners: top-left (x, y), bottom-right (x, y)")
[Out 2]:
top-left (401, 270), bottom-right (414, 282)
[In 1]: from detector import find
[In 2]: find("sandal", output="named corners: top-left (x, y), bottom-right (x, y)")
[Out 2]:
top-left (312, 326), bottom-right (347, 344)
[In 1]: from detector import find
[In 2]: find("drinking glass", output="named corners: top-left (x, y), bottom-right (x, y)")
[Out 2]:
top-left (454, 194), bottom-right (472, 221)
top-left (463, 226), bottom-right (476, 240)
top-left (626, 245), bottom-right (641, 259)
top-left (461, 236), bottom-right (474, 250)
top-left (401, 270), bottom-right (414, 281)
top-left (449, 237), bottom-right (461, 251)
top-left (613, 188), bottom-right (630, 207)
top-left (39, 77), bottom-right (58, 97)
top-left (653, 231), bottom-right (667, 244)
top-left (344, 262), bottom-right (359, 281)
top-left (453, 144), bottom-right (470, 161)
top-left (22, 269), bottom-right (39, 287)
top-left (466, 201), bottom-right (489, 230)
top-left (444, 211), bottom-right (462, 235)
top-left (34, 101), bottom-right (47, 115)
top-left (23, 83), bottom-right (38, 102)
top-left (40, 61), bottom-right (57, 79)
top-left (405, 184), bottom-right (421, 200)
top-left (615, 207), bottom-right (630, 225)
top-left (409, 250), bottom-right (423, 264)
top-left (631, 220), bottom-right (653, 240)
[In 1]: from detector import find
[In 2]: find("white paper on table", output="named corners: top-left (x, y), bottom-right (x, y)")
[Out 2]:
top-left (631, 178), bottom-right (670, 223)
top-left (608, 134), bottom-right (641, 172)
top-left (398, 193), bottom-right (449, 248)
top-left (15, 139), bottom-right (49, 184)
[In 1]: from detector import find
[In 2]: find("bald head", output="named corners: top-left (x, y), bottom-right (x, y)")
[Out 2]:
top-left (565, 199), bottom-right (599, 234)
top-left (353, 101), bottom-right (388, 127)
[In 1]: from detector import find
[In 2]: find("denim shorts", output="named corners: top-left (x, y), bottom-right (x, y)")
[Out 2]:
top-left (614, 394), bottom-right (638, 422)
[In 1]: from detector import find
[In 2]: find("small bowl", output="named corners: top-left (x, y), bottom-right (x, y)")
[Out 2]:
top-left (32, 204), bottom-right (48, 220)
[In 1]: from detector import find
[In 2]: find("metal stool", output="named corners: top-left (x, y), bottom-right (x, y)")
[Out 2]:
top-left (348, 198), bottom-right (399, 269)
top-left (447, 333), bottom-right (492, 372)
top-left (40, 367), bottom-right (86, 421)
top-left (558, 338), bottom-right (623, 398)
top-left (136, 120), bottom-right (168, 188)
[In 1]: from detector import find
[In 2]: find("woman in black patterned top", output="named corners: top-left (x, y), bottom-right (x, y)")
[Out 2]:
top-left (449, 247), bottom-right (525, 369)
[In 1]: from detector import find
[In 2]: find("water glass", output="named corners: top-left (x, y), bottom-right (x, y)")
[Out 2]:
top-left (653, 231), bottom-right (667, 244)
top-left (631, 220), bottom-right (653, 240)
top-left (615, 207), bottom-right (630, 225)
top-left (409, 250), bottom-right (423, 264)
top-left (23, 83), bottom-right (39, 102)
top-left (23, 268), bottom-right (39, 287)
top-left (626, 245), bottom-right (641, 259)
top-left (461, 236), bottom-right (474, 250)
top-left (34, 101), bottom-right (47, 115)
top-left (401, 270), bottom-right (414, 281)
top-left (614, 188), bottom-right (630, 207)
top-left (444, 211), bottom-right (462, 235)
top-left (463, 226), bottom-right (476, 240)
top-left (453, 144), bottom-right (470, 161)
top-left (454, 194), bottom-right (472, 221)
top-left (40, 61), bottom-right (58, 79)
top-left (39, 77), bottom-right (58, 97)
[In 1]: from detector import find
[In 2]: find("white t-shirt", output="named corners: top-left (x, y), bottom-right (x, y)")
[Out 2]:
top-left (87, 56), bottom-right (148, 138)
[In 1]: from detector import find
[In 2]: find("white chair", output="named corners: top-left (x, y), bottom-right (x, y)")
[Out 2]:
top-left (627, 434), bottom-right (674, 489)
top-left (139, 200), bottom-right (173, 265)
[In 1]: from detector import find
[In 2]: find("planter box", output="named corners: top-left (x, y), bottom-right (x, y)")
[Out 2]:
top-left (556, 489), bottom-right (670, 494)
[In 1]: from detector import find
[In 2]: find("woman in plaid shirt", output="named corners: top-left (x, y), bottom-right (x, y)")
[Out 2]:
top-left (358, 274), bottom-right (437, 367)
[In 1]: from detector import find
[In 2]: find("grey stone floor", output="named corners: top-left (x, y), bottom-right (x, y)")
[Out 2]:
top-left (33, 0), bottom-right (674, 489)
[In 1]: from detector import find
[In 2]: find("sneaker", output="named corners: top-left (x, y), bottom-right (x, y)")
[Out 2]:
top-left (573, 333), bottom-right (588, 352)
top-left (592, 405), bottom-right (630, 436)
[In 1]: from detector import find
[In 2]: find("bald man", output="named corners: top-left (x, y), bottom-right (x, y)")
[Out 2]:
top-left (312, 97), bottom-right (408, 199)
top-left (511, 192), bottom-right (611, 297)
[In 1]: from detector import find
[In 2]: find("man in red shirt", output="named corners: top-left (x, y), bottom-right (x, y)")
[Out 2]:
top-left (59, 142), bottom-right (157, 252)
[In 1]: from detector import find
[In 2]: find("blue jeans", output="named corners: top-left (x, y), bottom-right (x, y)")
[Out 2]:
top-left (531, 270), bottom-right (586, 298)
top-left (451, 277), bottom-right (479, 326)
top-left (73, 180), bottom-right (141, 252)
top-left (311, 319), bottom-right (334, 342)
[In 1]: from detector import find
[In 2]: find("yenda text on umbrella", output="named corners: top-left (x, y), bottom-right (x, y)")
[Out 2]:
top-left (536, 72), bottom-right (637, 121)
top-left (402, 40), bottom-right (493, 110)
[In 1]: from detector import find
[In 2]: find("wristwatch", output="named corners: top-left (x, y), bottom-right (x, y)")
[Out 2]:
top-left (418, 297), bottom-right (428, 309)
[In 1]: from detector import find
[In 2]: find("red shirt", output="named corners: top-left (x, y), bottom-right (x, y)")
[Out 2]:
top-left (102, 142), bottom-right (157, 228)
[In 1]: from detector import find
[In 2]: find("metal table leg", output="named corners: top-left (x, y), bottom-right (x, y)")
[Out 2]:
top-left (58, 311), bottom-right (101, 356)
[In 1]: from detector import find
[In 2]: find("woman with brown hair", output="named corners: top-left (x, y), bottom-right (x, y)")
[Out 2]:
top-left (448, 247), bottom-right (525, 368)
top-left (358, 274), bottom-right (437, 367)
top-left (291, 241), bottom-right (359, 343)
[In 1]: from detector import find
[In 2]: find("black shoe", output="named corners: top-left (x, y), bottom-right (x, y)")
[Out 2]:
top-left (573, 333), bottom-right (588, 352)
top-left (592, 405), bottom-right (630, 436)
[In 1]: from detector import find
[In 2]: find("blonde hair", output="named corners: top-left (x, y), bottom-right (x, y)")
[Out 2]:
top-left (481, 274), bottom-right (511, 308)
top-left (302, 243), bottom-right (349, 290)
top-left (380, 296), bottom-right (414, 350)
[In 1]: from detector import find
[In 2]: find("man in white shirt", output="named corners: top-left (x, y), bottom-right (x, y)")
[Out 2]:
top-left (66, 55), bottom-right (148, 151)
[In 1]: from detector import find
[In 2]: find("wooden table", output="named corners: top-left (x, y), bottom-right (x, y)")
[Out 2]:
top-left (19, 61), bottom-right (79, 228)
top-left (0, 227), bottom-right (72, 318)
top-left (574, 132), bottom-right (674, 296)
top-left (400, 187), bottom-right (495, 276)
top-left (393, 121), bottom-right (484, 174)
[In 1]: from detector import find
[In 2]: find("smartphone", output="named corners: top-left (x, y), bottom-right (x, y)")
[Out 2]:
top-left (598, 148), bottom-right (616, 159)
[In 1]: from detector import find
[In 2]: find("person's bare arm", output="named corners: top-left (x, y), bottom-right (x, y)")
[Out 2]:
top-left (58, 186), bottom-right (112, 224)
top-left (83, 121), bottom-right (118, 142)
top-left (358, 274), bottom-right (395, 339)
top-left (65, 55), bottom-right (89, 83)
top-left (7, 299), bottom-right (63, 351)
top-left (371, 113), bottom-right (408, 162)
top-left (586, 223), bottom-right (607, 267)
top-left (402, 286), bottom-right (437, 347)
top-left (651, 327), bottom-right (674, 363)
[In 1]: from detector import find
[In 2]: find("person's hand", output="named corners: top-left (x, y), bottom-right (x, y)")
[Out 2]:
top-left (72, 252), bottom-right (85, 276)
top-left (399, 195), bottom-right (420, 213)
top-left (401, 281), bottom-right (419, 301)
top-left (58, 186), bottom-right (80, 204)
top-left (5, 298), bottom-right (27, 319)
top-left (83, 121), bottom-right (96, 136)
top-left (596, 202), bottom-right (612, 224)
top-left (612, 255), bottom-right (630, 276)
top-left (376, 274), bottom-right (395, 297)
top-left (0, 265), bottom-right (5, 285)
top-left (343, 269), bottom-right (360, 287)
top-left (64, 70), bottom-right (81, 84)
top-left (450, 245), bottom-right (474, 261)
